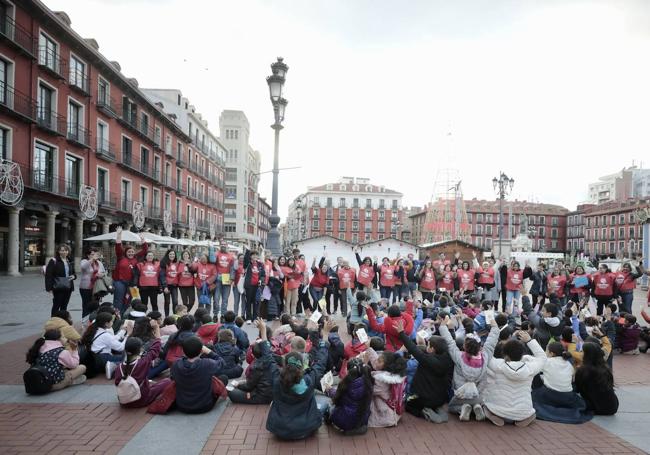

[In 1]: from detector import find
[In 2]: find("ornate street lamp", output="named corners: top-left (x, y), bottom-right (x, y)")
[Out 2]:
top-left (493, 172), bottom-right (514, 258)
top-left (265, 57), bottom-right (289, 255)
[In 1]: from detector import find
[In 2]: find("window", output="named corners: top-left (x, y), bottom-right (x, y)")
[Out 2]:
top-left (326, 197), bottom-right (333, 207)
top-left (164, 162), bottom-right (171, 185)
top-left (0, 126), bottom-right (10, 159)
top-left (69, 55), bottom-right (86, 91)
top-left (326, 208), bottom-right (333, 219)
top-left (64, 155), bottom-right (82, 197)
top-left (225, 186), bottom-right (236, 199)
top-left (476, 213), bottom-right (483, 223)
top-left (121, 179), bottom-right (131, 211)
top-left (629, 226), bottom-right (635, 238)
top-left (538, 226), bottom-right (545, 237)
top-left (619, 227), bottom-right (625, 239)
top-left (552, 217), bottom-right (558, 226)
top-left (122, 136), bottom-right (132, 164)
top-left (365, 210), bottom-right (372, 220)
top-left (486, 225), bottom-right (492, 236)
top-left (339, 207), bottom-right (346, 219)
top-left (352, 233), bottom-right (359, 244)
top-left (339, 197), bottom-right (346, 208)
top-left (339, 221), bottom-right (345, 231)
top-left (352, 208), bottom-right (359, 220)
top-left (476, 224), bottom-right (483, 235)
top-left (609, 242), bottom-right (615, 253)
top-left (98, 78), bottom-right (109, 104)
top-left (485, 238), bottom-right (492, 249)
top-left (97, 168), bottom-right (108, 203)
top-left (486, 213), bottom-right (493, 223)
top-left (312, 220), bottom-right (319, 230)
top-left (153, 156), bottom-right (161, 180)
top-left (366, 198), bottom-right (372, 209)
top-left (326, 220), bottom-right (333, 231)
top-left (175, 198), bottom-right (181, 221)
top-left (38, 33), bottom-right (58, 72)
top-left (610, 215), bottom-right (616, 225)
top-left (37, 82), bottom-right (55, 126)
top-left (165, 193), bottom-right (171, 211)
top-left (33, 142), bottom-right (54, 191)
top-left (340, 184), bottom-right (346, 191)
top-left (365, 233), bottom-right (372, 241)
top-left (551, 240), bottom-right (558, 249)
top-left (379, 210), bottom-right (385, 220)
top-left (186, 204), bottom-right (191, 223)
top-left (609, 228), bottom-right (615, 240)
top-left (619, 214), bottom-right (625, 224)
top-left (551, 228), bottom-right (558, 239)
top-left (467, 213), bottom-right (472, 222)
top-left (352, 221), bottom-right (359, 231)
top-left (379, 199), bottom-right (385, 209)
top-left (96, 121), bottom-right (108, 152)
top-left (68, 100), bottom-right (82, 138)
top-left (122, 97), bottom-right (137, 124)
top-left (0, 58), bottom-right (9, 105)
top-left (353, 198), bottom-right (359, 208)
top-left (139, 186), bottom-right (149, 209)
top-left (539, 216), bottom-right (545, 225)
top-left (529, 215), bottom-right (536, 225)
top-left (392, 199), bottom-right (398, 210)
top-left (226, 168), bottom-right (237, 181)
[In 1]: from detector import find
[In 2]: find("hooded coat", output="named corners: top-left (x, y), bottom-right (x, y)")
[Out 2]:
top-left (483, 339), bottom-right (547, 421)
top-left (366, 301), bottom-right (415, 352)
top-left (234, 351), bottom-right (274, 403)
top-left (265, 336), bottom-right (329, 440)
top-left (368, 370), bottom-right (406, 428)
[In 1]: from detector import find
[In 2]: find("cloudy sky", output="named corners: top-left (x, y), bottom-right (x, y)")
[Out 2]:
top-left (45, 0), bottom-right (650, 217)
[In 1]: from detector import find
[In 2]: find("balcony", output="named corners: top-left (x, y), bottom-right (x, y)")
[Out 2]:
top-left (96, 93), bottom-right (119, 119)
top-left (176, 157), bottom-right (186, 169)
top-left (162, 173), bottom-right (176, 191)
top-left (38, 46), bottom-right (66, 79)
top-left (96, 139), bottom-right (117, 162)
top-left (0, 83), bottom-right (36, 122)
top-left (67, 123), bottom-right (90, 148)
top-left (189, 161), bottom-right (199, 175)
top-left (36, 109), bottom-right (66, 135)
top-left (117, 152), bottom-right (157, 182)
top-left (150, 207), bottom-right (162, 220)
top-left (339, 214), bottom-right (347, 220)
top-left (118, 111), bottom-right (156, 145)
top-left (69, 70), bottom-right (90, 96)
top-left (119, 198), bottom-right (132, 213)
top-left (26, 168), bottom-right (81, 199)
top-left (0, 15), bottom-right (36, 57)
top-left (176, 184), bottom-right (185, 196)
top-left (97, 190), bottom-right (118, 210)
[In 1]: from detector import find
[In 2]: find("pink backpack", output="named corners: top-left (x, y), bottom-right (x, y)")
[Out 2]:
top-left (384, 377), bottom-right (407, 415)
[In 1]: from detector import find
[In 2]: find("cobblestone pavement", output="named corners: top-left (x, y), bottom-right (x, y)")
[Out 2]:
top-left (1, 273), bottom-right (650, 454)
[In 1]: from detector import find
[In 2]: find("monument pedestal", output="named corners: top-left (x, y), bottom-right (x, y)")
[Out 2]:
top-left (493, 239), bottom-right (512, 259)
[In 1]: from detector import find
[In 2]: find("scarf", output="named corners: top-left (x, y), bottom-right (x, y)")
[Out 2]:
top-left (461, 351), bottom-right (484, 368)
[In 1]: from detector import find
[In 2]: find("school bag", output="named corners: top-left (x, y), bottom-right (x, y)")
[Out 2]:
top-left (198, 283), bottom-right (211, 306)
top-left (81, 331), bottom-right (110, 378)
top-left (383, 377), bottom-right (407, 416)
top-left (23, 364), bottom-right (53, 395)
top-left (116, 361), bottom-right (142, 404)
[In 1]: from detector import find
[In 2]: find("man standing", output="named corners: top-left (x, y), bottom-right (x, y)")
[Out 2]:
top-left (214, 242), bottom-right (234, 319)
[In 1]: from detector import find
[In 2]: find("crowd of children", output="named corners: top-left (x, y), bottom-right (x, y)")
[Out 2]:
top-left (26, 247), bottom-right (650, 439)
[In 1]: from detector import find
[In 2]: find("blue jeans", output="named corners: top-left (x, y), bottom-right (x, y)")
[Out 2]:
top-left (309, 287), bottom-right (324, 308)
top-left (620, 291), bottom-right (634, 314)
top-left (380, 286), bottom-right (393, 301)
top-left (407, 282), bottom-right (418, 298)
top-left (98, 352), bottom-right (124, 368)
top-left (113, 280), bottom-right (129, 315)
top-left (233, 287), bottom-right (244, 317)
top-left (214, 279), bottom-right (232, 316)
top-left (147, 360), bottom-right (169, 379)
top-left (506, 290), bottom-right (521, 311)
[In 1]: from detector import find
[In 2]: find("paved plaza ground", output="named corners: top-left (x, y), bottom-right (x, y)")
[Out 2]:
top-left (1, 274), bottom-right (649, 454)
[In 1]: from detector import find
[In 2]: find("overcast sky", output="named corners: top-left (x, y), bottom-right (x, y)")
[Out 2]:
top-left (45, 0), bottom-right (650, 217)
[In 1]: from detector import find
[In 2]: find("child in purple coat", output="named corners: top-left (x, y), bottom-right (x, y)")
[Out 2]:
top-left (617, 314), bottom-right (641, 354)
top-left (325, 358), bottom-right (373, 435)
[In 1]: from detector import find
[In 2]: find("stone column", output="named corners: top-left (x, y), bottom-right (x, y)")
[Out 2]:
top-left (75, 218), bottom-right (84, 271)
top-left (7, 207), bottom-right (22, 276)
top-left (46, 211), bottom-right (59, 259)
top-left (102, 217), bottom-right (112, 234)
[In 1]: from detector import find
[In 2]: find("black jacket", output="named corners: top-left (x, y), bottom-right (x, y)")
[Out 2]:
top-left (265, 338), bottom-right (329, 439)
top-left (45, 257), bottom-right (76, 292)
top-left (243, 250), bottom-right (266, 288)
top-left (236, 352), bottom-right (274, 402)
top-left (171, 352), bottom-right (225, 414)
top-left (530, 271), bottom-right (548, 295)
top-left (398, 332), bottom-right (453, 408)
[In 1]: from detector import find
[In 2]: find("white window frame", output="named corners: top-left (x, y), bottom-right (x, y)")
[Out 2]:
top-left (139, 185), bottom-right (150, 208)
top-left (68, 51), bottom-right (87, 90)
top-left (0, 122), bottom-right (13, 160)
top-left (33, 138), bottom-right (59, 181)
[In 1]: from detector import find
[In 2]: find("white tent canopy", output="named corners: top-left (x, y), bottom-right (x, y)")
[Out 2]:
top-left (84, 231), bottom-right (142, 242)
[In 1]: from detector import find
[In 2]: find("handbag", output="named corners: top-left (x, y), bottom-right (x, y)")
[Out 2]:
top-left (199, 283), bottom-right (211, 306)
top-left (53, 276), bottom-right (72, 291)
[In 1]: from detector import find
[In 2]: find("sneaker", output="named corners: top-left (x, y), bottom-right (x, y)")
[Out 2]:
top-left (434, 406), bottom-right (448, 422)
top-left (473, 404), bottom-right (485, 421)
top-left (72, 375), bottom-right (87, 386)
top-left (246, 320), bottom-right (252, 325)
top-left (515, 413), bottom-right (536, 427)
top-left (422, 407), bottom-right (447, 424)
top-left (459, 404), bottom-right (472, 421)
top-left (105, 361), bottom-right (117, 380)
top-left (483, 406), bottom-right (505, 427)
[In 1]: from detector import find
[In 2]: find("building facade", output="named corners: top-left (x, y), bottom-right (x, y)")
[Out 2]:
top-left (580, 199), bottom-right (648, 259)
top-left (286, 177), bottom-right (404, 246)
top-left (410, 199), bottom-right (569, 253)
top-left (257, 197), bottom-right (270, 249)
top-left (218, 110), bottom-right (263, 247)
top-left (0, 2), bottom-right (223, 274)
top-left (587, 166), bottom-right (650, 205)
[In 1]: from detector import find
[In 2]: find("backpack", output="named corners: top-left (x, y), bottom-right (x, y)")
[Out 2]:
top-left (199, 283), bottom-right (211, 306)
top-left (384, 377), bottom-right (407, 416)
top-left (116, 361), bottom-right (142, 404)
top-left (23, 364), bottom-right (53, 395)
top-left (81, 331), bottom-right (109, 379)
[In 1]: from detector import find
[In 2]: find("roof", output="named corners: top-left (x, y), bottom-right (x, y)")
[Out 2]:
top-left (360, 238), bottom-right (419, 249)
top-left (307, 182), bottom-right (402, 196)
top-left (464, 199), bottom-right (570, 214)
top-left (419, 239), bottom-right (488, 251)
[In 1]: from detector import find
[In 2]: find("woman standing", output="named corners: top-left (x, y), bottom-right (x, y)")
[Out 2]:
top-left (530, 264), bottom-right (548, 307)
top-left (505, 261), bottom-right (524, 313)
top-left (378, 257), bottom-right (395, 301)
top-left (614, 262), bottom-right (645, 314)
top-left (354, 247), bottom-right (376, 294)
top-left (177, 250), bottom-right (196, 311)
top-left (473, 252), bottom-right (496, 303)
top-left (136, 252), bottom-right (161, 312)
top-left (45, 244), bottom-right (76, 316)
top-left (309, 257), bottom-right (329, 309)
top-left (337, 260), bottom-right (357, 316)
top-left (568, 265), bottom-right (591, 304)
top-left (232, 253), bottom-right (245, 317)
top-left (113, 227), bottom-right (148, 314)
top-left (192, 254), bottom-right (217, 311)
top-left (393, 259), bottom-right (407, 302)
top-left (78, 247), bottom-right (105, 325)
top-left (243, 250), bottom-right (266, 322)
top-left (547, 266), bottom-right (569, 307)
top-left (437, 263), bottom-right (456, 294)
top-left (418, 259), bottom-right (437, 303)
top-left (456, 261), bottom-right (476, 298)
top-left (591, 264), bottom-right (615, 316)
top-left (282, 257), bottom-right (302, 316)
top-left (160, 249), bottom-right (180, 317)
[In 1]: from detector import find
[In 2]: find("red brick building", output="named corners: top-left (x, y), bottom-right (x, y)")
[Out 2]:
top-left (0, 1), bottom-right (224, 274)
top-left (411, 199), bottom-right (569, 253)
top-left (286, 177), bottom-right (403, 246)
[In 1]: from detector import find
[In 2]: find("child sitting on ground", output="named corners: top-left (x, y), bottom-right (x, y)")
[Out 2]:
top-left (616, 314), bottom-right (641, 355)
top-left (213, 329), bottom-right (243, 379)
top-left (228, 340), bottom-right (274, 404)
top-left (364, 349), bottom-right (408, 428)
top-left (196, 314), bottom-right (220, 346)
top-left (220, 311), bottom-right (250, 352)
top-left (26, 329), bottom-right (86, 391)
top-left (81, 312), bottom-right (132, 379)
top-left (160, 316), bottom-right (178, 337)
top-left (324, 358), bottom-right (373, 435)
top-left (172, 304), bottom-right (188, 321)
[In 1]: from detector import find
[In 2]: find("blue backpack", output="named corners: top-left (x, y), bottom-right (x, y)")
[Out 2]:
top-left (199, 283), bottom-right (211, 306)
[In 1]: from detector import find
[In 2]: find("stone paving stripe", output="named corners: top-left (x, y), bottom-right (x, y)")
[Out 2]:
top-left (118, 399), bottom-right (229, 455)
top-left (0, 384), bottom-right (116, 403)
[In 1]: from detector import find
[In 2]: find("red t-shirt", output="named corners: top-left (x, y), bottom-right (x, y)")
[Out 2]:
top-left (569, 272), bottom-right (590, 296)
top-left (547, 273), bottom-right (567, 298)
top-left (250, 262), bottom-right (261, 287)
top-left (457, 269), bottom-right (475, 291)
top-left (337, 267), bottom-right (356, 289)
top-left (177, 263), bottom-right (194, 287)
top-left (215, 252), bottom-right (233, 275)
top-left (380, 265), bottom-right (395, 287)
top-left (193, 263), bottom-right (216, 288)
top-left (310, 269), bottom-right (330, 288)
top-left (592, 272), bottom-right (615, 296)
top-left (439, 271), bottom-right (455, 292)
top-left (477, 266), bottom-right (495, 285)
top-left (137, 261), bottom-right (160, 287)
top-left (615, 271), bottom-right (637, 292)
top-left (506, 269), bottom-right (523, 291)
top-left (419, 269), bottom-right (436, 291)
top-left (163, 262), bottom-right (180, 286)
top-left (113, 243), bottom-right (148, 282)
top-left (357, 264), bottom-right (375, 287)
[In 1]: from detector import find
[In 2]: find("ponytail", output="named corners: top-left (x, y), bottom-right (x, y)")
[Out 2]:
top-left (26, 329), bottom-right (61, 364)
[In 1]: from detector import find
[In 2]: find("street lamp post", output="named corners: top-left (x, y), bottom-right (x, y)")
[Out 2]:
top-left (492, 172), bottom-right (514, 258)
top-left (266, 57), bottom-right (289, 255)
